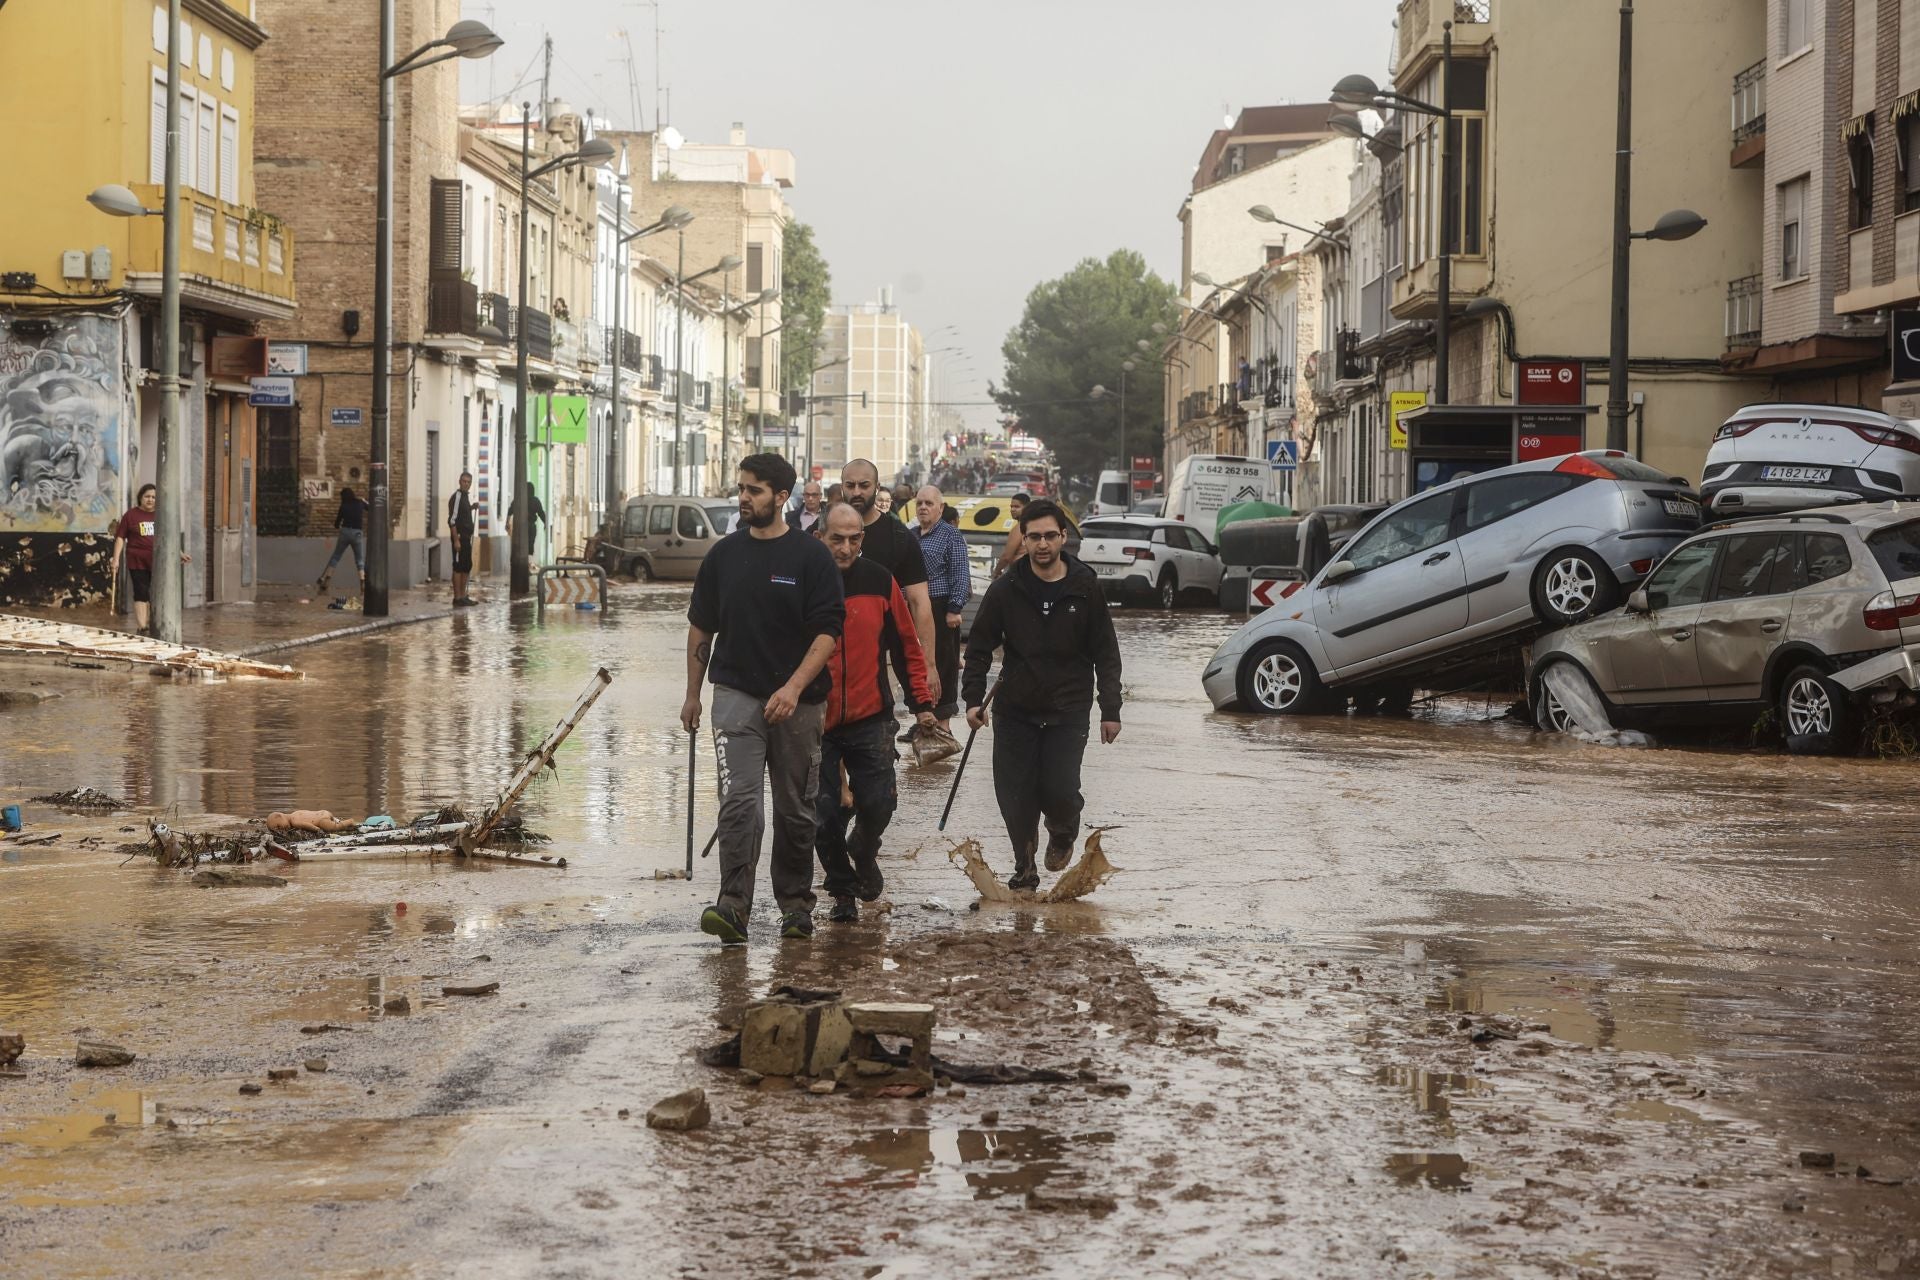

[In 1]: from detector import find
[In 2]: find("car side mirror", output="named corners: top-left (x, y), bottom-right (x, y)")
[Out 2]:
top-left (1626, 588), bottom-right (1650, 614)
top-left (1323, 559), bottom-right (1358, 583)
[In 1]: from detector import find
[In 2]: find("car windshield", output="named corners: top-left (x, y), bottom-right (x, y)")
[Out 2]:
top-left (1867, 521), bottom-right (1920, 582)
top-left (1097, 481), bottom-right (1128, 505)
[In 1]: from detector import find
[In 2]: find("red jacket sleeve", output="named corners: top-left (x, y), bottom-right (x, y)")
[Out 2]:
top-left (887, 577), bottom-right (933, 711)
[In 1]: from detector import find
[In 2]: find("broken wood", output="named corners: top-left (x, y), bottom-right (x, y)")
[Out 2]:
top-left (4, 832), bottom-right (60, 847)
top-left (466, 667), bottom-right (613, 847)
top-left (0, 613), bottom-right (301, 679)
top-left (442, 982), bottom-right (499, 997)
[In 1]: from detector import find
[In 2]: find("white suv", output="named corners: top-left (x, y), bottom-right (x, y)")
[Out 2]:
top-left (1079, 516), bottom-right (1223, 608)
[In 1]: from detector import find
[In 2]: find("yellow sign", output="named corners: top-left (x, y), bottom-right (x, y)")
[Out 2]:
top-left (1389, 391), bottom-right (1426, 451)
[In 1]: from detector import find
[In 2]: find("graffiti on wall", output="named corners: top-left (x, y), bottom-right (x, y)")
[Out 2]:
top-left (0, 313), bottom-right (125, 534)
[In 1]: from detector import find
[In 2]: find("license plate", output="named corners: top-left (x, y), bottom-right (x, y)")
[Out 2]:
top-left (1094, 565), bottom-right (1121, 577)
top-left (1662, 499), bottom-right (1699, 518)
top-left (1761, 465), bottom-right (1832, 483)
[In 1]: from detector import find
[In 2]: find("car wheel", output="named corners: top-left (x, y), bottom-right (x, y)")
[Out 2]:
top-left (1532, 549), bottom-right (1617, 627)
top-left (1236, 640), bottom-right (1326, 715)
top-left (1157, 570), bottom-right (1178, 611)
top-left (1532, 660), bottom-right (1595, 734)
top-left (1780, 663), bottom-right (1853, 755)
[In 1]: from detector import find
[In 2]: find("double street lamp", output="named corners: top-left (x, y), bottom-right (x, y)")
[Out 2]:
top-left (369, 14), bottom-right (502, 616)
top-left (607, 203), bottom-right (693, 522)
top-left (669, 250), bottom-right (742, 495)
top-left (1091, 358), bottom-right (1137, 479)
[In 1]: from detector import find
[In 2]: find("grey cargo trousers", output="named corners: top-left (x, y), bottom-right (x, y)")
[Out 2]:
top-left (711, 685), bottom-right (824, 918)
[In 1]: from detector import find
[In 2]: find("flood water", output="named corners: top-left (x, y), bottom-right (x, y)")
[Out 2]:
top-left (2, 586), bottom-right (1917, 1277)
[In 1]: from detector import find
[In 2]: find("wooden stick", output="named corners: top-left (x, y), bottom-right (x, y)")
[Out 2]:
top-left (468, 667), bottom-right (613, 847)
top-left (938, 677), bottom-right (1001, 832)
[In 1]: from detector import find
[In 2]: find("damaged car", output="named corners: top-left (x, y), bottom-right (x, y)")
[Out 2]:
top-left (1529, 504), bottom-right (1920, 753)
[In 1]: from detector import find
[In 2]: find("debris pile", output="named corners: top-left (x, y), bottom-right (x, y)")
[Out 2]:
top-left (32, 787), bottom-right (128, 811)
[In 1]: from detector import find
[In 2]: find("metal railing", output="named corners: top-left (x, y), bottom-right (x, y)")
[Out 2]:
top-left (1733, 59), bottom-right (1767, 146)
top-left (1725, 274), bottom-right (1763, 349)
top-left (603, 327), bottom-right (645, 369)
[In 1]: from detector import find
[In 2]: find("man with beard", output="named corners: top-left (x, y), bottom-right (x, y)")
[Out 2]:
top-left (839, 459), bottom-right (938, 709)
top-left (682, 453), bottom-right (845, 944)
top-left (816, 503), bottom-right (935, 922)
top-left (963, 498), bottom-right (1122, 892)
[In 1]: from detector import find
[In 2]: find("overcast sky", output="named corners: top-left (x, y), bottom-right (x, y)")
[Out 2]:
top-left (461, 0), bottom-right (1396, 428)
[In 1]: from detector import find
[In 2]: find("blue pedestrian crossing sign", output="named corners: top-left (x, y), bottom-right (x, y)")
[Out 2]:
top-left (1267, 439), bottom-right (1299, 471)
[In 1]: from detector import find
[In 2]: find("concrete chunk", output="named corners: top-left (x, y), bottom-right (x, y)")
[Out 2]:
top-left (646, 1087), bottom-right (710, 1131)
top-left (847, 1002), bottom-right (936, 1037)
top-left (741, 993), bottom-right (852, 1078)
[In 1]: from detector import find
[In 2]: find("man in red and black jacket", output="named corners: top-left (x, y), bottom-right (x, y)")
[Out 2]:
top-left (817, 502), bottom-right (935, 922)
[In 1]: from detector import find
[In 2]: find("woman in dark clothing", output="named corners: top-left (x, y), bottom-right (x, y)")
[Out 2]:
top-left (317, 487), bottom-right (368, 594)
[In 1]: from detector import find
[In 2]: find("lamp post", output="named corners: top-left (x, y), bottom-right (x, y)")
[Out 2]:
top-left (667, 252), bottom-right (741, 495)
top-left (608, 204), bottom-right (691, 523)
top-left (1333, 30), bottom-right (1452, 402)
top-left (1604, 208), bottom-right (1708, 449)
top-left (744, 287), bottom-right (779, 454)
top-left (511, 114), bottom-right (615, 597)
top-left (365, 14), bottom-right (502, 617)
top-left (1091, 359), bottom-right (1136, 480)
top-left (88, 1), bottom-right (185, 643)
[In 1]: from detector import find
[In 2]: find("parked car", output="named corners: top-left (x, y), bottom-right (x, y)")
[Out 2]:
top-left (1201, 452), bottom-right (1703, 713)
top-left (987, 471), bottom-right (1050, 497)
top-left (1078, 516), bottom-right (1224, 608)
top-left (1085, 470), bottom-right (1131, 518)
top-left (1164, 454), bottom-right (1268, 543)
top-left (1700, 403), bottom-right (1920, 516)
top-left (1130, 496), bottom-right (1165, 517)
top-left (951, 495), bottom-right (1081, 638)
top-left (1530, 503), bottom-right (1920, 752)
top-left (592, 495), bottom-right (737, 581)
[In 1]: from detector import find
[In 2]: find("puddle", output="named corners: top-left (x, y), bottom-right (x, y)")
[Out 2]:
top-left (1384, 1151), bottom-right (1472, 1190)
top-left (0, 1088), bottom-right (159, 1154)
top-left (1612, 1099), bottom-right (1706, 1125)
top-left (1374, 1065), bottom-right (1488, 1126)
top-left (845, 1126), bottom-right (1098, 1200)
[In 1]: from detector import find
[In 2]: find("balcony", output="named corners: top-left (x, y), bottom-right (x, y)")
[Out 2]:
top-left (508, 306), bottom-right (554, 362)
top-left (1731, 59), bottom-right (1766, 168)
top-left (124, 183), bottom-right (293, 320)
top-left (1335, 328), bottom-right (1373, 383)
top-left (1725, 274), bottom-right (1762, 351)
top-left (1310, 348), bottom-right (1339, 400)
top-left (604, 326), bottom-right (645, 370)
top-left (426, 278), bottom-right (482, 340)
top-left (553, 315), bottom-right (591, 371)
top-left (1397, 0), bottom-right (1492, 77)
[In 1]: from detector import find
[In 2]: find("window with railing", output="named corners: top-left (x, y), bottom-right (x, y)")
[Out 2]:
top-left (1732, 59), bottom-right (1766, 145)
top-left (1726, 274), bottom-right (1762, 348)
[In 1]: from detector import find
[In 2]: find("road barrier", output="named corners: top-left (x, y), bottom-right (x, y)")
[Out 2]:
top-left (535, 562), bottom-right (608, 618)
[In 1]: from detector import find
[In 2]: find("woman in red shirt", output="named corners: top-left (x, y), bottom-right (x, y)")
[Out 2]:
top-left (110, 484), bottom-right (158, 634)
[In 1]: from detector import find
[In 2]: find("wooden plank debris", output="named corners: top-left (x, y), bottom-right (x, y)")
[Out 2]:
top-left (0, 613), bottom-right (301, 680)
top-left (466, 667), bottom-right (613, 847)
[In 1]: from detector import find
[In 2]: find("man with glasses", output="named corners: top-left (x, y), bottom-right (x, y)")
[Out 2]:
top-left (962, 498), bottom-right (1123, 892)
top-left (787, 479), bottom-right (825, 536)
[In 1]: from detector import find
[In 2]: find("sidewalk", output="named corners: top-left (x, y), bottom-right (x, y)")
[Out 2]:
top-left (5, 580), bottom-right (495, 657)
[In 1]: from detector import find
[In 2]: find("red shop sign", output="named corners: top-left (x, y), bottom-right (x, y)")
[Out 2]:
top-left (1517, 360), bottom-right (1585, 406)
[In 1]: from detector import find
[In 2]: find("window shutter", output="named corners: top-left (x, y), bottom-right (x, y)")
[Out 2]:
top-left (197, 97), bottom-right (216, 195)
top-left (150, 77), bottom-right (167, 183)
top-left (746, 244), bottom-right (763, 293)
top-left (219, 110), bottom-right (238, 204)
top-left (430, 178), bottom-right (463, 277)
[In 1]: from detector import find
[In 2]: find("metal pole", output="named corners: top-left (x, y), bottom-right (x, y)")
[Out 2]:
top-left (721, 278), bottom-right (731, 475)
top-left (365, 0), bottom-right (396, 618)
top-left (1435, 20), bottom-right (1453, 406)
top-left (673, 228), bottom-right (685, 495)
top-left (512, 104), bottom-right (533, 597)
top-left (1119, 363), bottom-right (1128, 492)
top-left (153, 0), bottom-right (184, 642)
top-left (605, 178), bottom-right (623, 525)
top-left (1605, 0), bottom-right (1635, 451)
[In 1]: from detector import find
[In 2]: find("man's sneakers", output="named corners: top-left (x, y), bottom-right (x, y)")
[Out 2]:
top-left (851, 847), bottom-right (885, 901)
top-left (780, 910), bottom-right (815, 940)
top-left (828, 897), bottom-right (858, 924)
top-left (699, 903), bottom-right (748, 946)
top-left (1044, 832), bottom-right (1075, 873)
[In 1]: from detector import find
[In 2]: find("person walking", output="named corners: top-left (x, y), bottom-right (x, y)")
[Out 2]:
top-left (912, 482), bottom-right (970, 738)
top-left (962, 498), bottom-right (1122, 892)
top-left (993, 491), bottom-right (1029, 578)
top-left (316, 486), bottom-right (368, 597)
top-left (447, 471), bottom-right (477, 607)
top-left (682, 453), bottom-right (845, 945)
top-left (506, 490), bottom-right (546, 576)
top-left (786, 479), bottom-right (825, 536)
top-left (816, 503), bottom-right (935, 923)
top-left (840, 459), bottom-right (939, 708)
top-left (109, 483), bottom-right (159, 635)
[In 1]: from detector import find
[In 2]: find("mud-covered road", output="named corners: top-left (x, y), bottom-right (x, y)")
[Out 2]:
top-left (2, 589), bottom-right (1917, 1278)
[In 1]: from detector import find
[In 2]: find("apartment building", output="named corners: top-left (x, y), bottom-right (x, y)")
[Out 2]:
top-left (0, 0), bottom-right (295, 608)
top-left (814, 295), bottom-right (926, 484)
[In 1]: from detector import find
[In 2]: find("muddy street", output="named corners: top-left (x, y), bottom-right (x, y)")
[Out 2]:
top-left (2, 590), bottom-right (1918, 1278)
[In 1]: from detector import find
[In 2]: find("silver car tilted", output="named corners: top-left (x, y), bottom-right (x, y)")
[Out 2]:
top-left (1699, 402), bottom-right (1920, 516)
top-left (1529, 504), bottom-right (1920, 753)
top-left (1202, 452), bottom-right (1702, 713)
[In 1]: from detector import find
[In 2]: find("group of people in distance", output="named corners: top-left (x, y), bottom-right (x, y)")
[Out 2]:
top-left (682, 453), bottom-right (1123, 943)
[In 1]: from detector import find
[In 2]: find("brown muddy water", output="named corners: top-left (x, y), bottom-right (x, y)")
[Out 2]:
top-left (1, 589), bottom-right (1918, 1277)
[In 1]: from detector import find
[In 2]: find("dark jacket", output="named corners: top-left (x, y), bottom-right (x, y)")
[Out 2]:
top-left (962, 554), bottom-right (1122, 721)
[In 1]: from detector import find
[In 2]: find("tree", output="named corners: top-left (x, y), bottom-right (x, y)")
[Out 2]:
top-left (779, 221), bottom-right (832, 401)
top-left (994, 249), bottom-right (1177, 486)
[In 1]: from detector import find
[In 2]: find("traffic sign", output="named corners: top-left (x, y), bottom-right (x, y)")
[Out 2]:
top-left (1266, 440), bottom-right (1299, 471)
top-left (1250, 577), bottom-right (1285, 609)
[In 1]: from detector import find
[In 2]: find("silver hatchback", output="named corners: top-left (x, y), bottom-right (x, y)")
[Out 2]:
top-left (1530, 504), bottom-right (1920, 752)
top-left (1203, 452), bottom-right (1702, 712)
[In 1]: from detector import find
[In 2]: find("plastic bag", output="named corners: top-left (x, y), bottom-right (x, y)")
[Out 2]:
top-left (912, 722), bottom-right (963, 765)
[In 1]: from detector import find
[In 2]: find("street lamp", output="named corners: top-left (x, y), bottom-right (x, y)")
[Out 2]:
top-left (606, 203), bottom-right (691, 523)
top-left (365, 12), bottom-right (501, 616)
top-left (510, 114), bottom-right (614, 597)
top-left (744, 287), bottom-right (779, 453)
top-left (1091, 358), bottom-right (1136, 482)
top-left (1606, 207), bottom-right (1706, 449)
top-left (1248, 205), bottom-right (1344, 245)
top-left (668, 250), bottom-right (741, 496)
top-left (1333, 32), bottom-right (1454, 403)
top-left (1191, 272), bottom-right (1276, 326)
top-left (712, 279), bottom-right (762, 481)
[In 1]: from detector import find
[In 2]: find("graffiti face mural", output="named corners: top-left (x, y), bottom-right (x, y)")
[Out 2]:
top-left (0, 314), bottom-right (124, 533)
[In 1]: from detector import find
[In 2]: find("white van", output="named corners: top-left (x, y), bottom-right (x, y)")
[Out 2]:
top-left (1085, 470), bottom-right (1131, 518)
top-left (1164, 455), bottom-right (1266, 542)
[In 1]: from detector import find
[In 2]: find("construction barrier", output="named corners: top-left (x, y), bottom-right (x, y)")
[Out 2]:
top-left (535, 563), bottom-right (608, 618)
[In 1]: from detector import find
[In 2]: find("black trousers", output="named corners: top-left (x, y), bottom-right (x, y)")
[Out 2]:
top-left (814, 715), bottom-right (898, 900)
top-left (990, 706), bottom-right (1088, 878)
top-left (933, 617), bottom-right (961, 720)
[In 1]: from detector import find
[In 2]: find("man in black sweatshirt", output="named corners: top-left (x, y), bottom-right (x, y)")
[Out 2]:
top-left (683, 453), bottom-right (845, 944)
top-left (962, 498), bottom-right (1123, 891)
